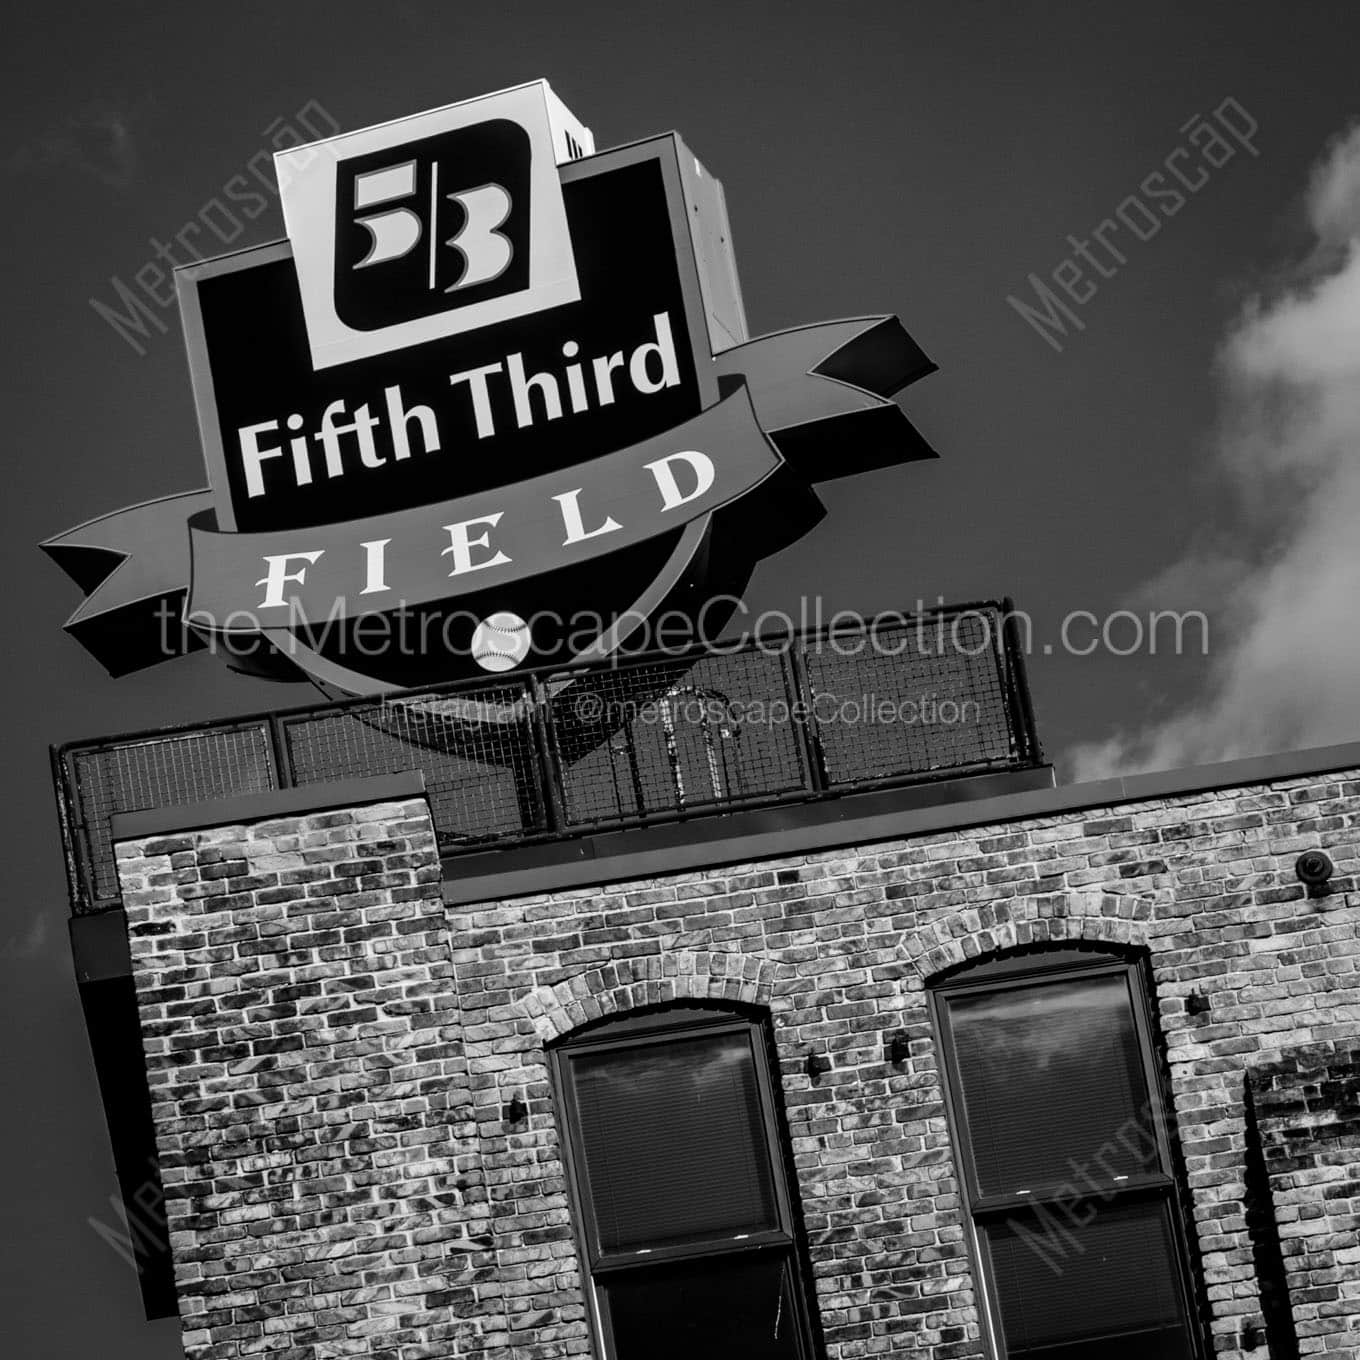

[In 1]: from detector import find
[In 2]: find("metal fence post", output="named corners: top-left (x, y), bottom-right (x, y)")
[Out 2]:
top-left (267, 715), bottom-right (294, 789)
top-left (1000, 596), bottom-right (1042, 766)
top-left (50, 745), bottom-right (92, 915)
top-left (530, 677), bottom-right (567, 833)
top-left (785, 644), bottom-right (829, 794)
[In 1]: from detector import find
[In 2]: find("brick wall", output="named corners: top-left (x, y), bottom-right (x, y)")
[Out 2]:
top-left (1250, 1041), bottom-right (1360, 1354)
top-left (116, 797), bottom-right (510, 1358)
top-left (113, 766), bottom-right (1360, 1360)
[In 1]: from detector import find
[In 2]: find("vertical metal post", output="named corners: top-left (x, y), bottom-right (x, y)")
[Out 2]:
top-left (530, 677), bottom-right (567, 833)
top-left (267, 715), bottom-right (294, 789)
top-left (1000, 597), bottom-right (1042, 765)
top-left (785, 645), bottom-right (829, 794)
top-left (621, 720), bottom-right (648, 824)
top-left (658, 689), bottom-right (686, 809)
top-left (50, 744), bottom-right (92, 915)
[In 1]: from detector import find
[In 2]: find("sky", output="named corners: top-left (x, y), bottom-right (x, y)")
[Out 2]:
top-left (4, 1), bottom-right (1360, 1355)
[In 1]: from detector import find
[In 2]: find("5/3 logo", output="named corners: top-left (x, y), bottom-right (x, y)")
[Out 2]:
top-left (277, 82), bottom-right (586, 370)
top-left (350, 161), bottom-right (513, 291)
top-left (334, 119), bottom-right (531, 333)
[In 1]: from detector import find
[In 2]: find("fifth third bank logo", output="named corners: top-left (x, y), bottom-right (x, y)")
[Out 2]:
top-left (278, 83), bottom-right (582, 368)
top-left (333, 119), bottom-right (532, 333)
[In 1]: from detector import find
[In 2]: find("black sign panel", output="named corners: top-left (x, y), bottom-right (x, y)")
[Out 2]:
top-left (199, 157), bottom-right (704, 535)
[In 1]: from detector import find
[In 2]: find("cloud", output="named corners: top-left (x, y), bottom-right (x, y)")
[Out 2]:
top-left (1071, 122), bottom-right (1360, 781)
top-left (1, 911), bottom-right (51, 960)
top-left (5, 103), bottom-right (138, 189)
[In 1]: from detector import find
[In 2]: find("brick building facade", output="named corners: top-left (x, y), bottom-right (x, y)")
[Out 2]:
top-left (94, 743), bottom-right (1360, 1359)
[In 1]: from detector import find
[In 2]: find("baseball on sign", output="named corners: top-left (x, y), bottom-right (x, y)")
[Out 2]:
top-left (471, 611), bottom-right (534, 672)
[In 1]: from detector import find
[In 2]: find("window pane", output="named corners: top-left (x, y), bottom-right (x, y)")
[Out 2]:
top-left (949, 974), bottom-right (1160, 1196)
top-left (983, 1197), bottom-right (1194, 1360)
top-left (604, 1251), bottom-right (802, 1360)
top-left (570, 1029), bottom-right (779, 1254)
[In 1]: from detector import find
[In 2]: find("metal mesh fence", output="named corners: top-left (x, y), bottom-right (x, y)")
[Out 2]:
top-left (55, 603), bottom-right (1040, 914)
top-left (279, 683), bottom-right (545, 851)
top-left (801, 610), bottom-right (1020, 787)
top-left (65, 725), bottom-right (278, 904)
top-left (544, 648), bottom-right (811, 828)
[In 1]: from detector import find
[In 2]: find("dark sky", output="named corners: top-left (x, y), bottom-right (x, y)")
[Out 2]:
top-left (4, 2), bottom-right (1360, 1355)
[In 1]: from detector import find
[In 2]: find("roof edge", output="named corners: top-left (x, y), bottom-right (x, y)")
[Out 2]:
top-left (442, 741), bottom-right (1360, 903)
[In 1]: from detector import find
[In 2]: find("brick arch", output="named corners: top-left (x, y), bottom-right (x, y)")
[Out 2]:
top-left (514, 949), bottom-right (791, 1042)
top-left (900, 889), bottom-right (1155, 984)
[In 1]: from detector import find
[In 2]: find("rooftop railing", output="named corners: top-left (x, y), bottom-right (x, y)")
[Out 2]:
top-left (52, 601), bottom-right (1043, 914)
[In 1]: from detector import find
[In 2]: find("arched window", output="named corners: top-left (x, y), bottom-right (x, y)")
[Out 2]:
top-left (550, 1004), bottom-right (818, 1360)
top-left (929, 945), bottom-right (1206, 1360)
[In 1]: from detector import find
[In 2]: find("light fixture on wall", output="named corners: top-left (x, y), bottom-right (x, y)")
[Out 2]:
top-left (887, 1033), bottom-right (911, 1065)
top-left (804, 1051), bottom-right (831, 1084)
top-left (1295, 849), bottom-right (1335, 896)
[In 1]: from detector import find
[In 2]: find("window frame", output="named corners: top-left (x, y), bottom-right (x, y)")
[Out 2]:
top-left (550, 1005), bottom-right (818, 1360)
top-left (928, 947), bottom-right (1206, 1360)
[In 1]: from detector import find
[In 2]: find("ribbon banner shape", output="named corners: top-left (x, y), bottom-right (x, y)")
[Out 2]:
top-left (44, 316), bottom-right (936, 675)
top-left (188, 388), bottom-right (776, 628)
